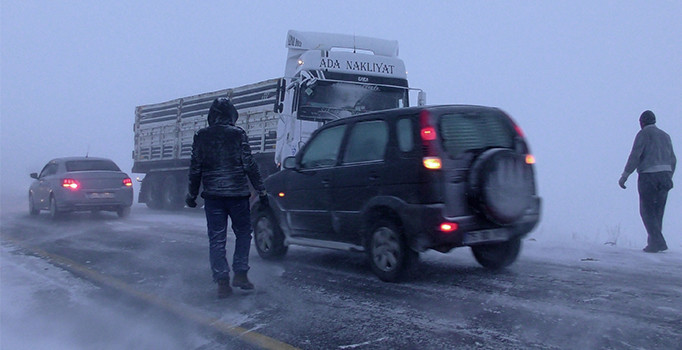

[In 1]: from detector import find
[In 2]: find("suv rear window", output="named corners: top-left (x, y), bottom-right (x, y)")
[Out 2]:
top-left (66, 160), bottom-right (120, 172)
top-left (439, 112), bottom-right (514, 158)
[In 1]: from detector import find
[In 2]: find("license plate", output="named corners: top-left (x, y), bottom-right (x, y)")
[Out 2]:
top-left (462, 228), bottom-right (510, 245)
top-left (88, 192), bottom-right (114, 199)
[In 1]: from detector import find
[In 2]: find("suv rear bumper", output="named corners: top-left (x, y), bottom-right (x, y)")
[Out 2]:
top-left (402, 196), bottom-right (541, 252)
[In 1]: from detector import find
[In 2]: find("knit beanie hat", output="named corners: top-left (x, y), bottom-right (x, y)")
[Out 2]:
top-left (639, 110), bottom-right (656, 126)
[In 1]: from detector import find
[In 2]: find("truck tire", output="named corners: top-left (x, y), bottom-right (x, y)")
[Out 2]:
top-left (471, 237), bottom-right (521, 270)
top-left (143, 176), bottom-right (163, 210)
top-left (468, 148), bottom-right (533, 225)
top-left (161, 175), bottom-right (184, 210)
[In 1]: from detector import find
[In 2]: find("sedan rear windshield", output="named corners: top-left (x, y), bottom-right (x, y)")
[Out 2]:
top-left (439, 111), bottom-right (515, 158)
top-left (66, 160), bottom-right (120, 172)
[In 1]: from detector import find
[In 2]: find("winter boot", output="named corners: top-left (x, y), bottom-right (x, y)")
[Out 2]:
top-left (232, 272), bottom-right (254, 290)
top-left (217, 279), bottom-right (232, 298)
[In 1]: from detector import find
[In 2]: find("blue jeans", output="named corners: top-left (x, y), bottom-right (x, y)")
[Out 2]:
top-left (204, 197), bottom-right (252, 282)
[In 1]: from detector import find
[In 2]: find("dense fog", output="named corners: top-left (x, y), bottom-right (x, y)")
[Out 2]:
top-left (2, 1), bottom-right (681, 248)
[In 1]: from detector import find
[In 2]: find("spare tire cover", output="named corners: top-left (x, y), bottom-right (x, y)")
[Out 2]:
top-left (468, 148), bottom-right (533, 225)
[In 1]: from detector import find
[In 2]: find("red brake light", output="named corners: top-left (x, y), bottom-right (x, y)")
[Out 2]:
top-left (420, 126), bottom-right (436, 141)
top-left (123, 178), bottom-right (133, 187)
top-left (62, 178), bottom-right (79, 190)
top-left (419, 110), bottom-right (437, 141)
top-left (514, 124), bottom-right (525, 138)
top-left (525, 154), bottom-right (536, 164)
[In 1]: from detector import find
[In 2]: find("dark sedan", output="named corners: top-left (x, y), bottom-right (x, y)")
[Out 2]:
top-left (28, 157), bottom-right (134, 219)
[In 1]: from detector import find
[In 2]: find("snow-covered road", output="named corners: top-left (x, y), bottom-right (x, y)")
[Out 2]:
top-left (2, 203), bottom-right (681, 349)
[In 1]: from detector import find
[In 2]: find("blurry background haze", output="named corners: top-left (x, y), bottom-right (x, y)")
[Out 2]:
top-left (2, 1), bottom-right (681, 247)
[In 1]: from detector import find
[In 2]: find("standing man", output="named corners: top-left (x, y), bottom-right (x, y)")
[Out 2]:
top-left (619, 110), bottom-right (676, 253)
top-left (186, 97), bottom-right (268, 298)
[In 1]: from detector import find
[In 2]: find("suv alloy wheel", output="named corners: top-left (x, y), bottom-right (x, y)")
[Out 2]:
top-left (253, 210), bottom-right (288, 259)
top-left (368, 219), bottom-right (415, 282)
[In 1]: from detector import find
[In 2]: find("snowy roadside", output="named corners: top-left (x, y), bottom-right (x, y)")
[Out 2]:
top-left (0, 243), bottom-right (210, 350)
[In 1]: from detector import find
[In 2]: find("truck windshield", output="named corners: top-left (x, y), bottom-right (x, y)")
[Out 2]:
top-left (298, 81), bottom-right (407, 121)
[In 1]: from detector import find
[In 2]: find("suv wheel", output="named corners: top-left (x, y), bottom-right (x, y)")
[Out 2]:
top-left (253, 210), bottom-right (287, 259)
top-left (368, 219), bottom-right (414, 282)
top-left (471, 237), bottom-right (521, 269)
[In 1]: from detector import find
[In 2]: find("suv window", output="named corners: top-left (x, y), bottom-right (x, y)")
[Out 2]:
top-left (439, 112), bottom-right (514, 158)
top-left (343, 120), bottom-right (388, 163)
top-left (66, 160), bottom-right (120, 172)
top-left (300, 125), bottom-right (346, 169)
top-left (397, 118), bottom-right (414, 152)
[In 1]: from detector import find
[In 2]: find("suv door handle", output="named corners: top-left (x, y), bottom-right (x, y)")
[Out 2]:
top-left (321, 179), bottom-right (330, 186)
top-left (369, 175), bottom-right (379, 181)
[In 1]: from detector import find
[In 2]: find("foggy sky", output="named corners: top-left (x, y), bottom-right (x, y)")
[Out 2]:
top-left (2, 1), bottom-right (681, 246)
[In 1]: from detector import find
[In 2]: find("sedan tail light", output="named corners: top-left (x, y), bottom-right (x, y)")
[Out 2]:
top-left (123, 178), bottom-right (133, 187)
top-left (62, 178), bottom-right (80, 190)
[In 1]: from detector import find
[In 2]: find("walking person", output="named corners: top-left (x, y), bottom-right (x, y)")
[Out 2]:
top-left (619, 110), bottom-right (676, 253)
top-left (186, 97), bottom-right (268, 298)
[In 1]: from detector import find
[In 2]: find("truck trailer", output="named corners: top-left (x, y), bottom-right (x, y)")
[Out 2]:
top-left (132, 30), bottom-right (423, 210)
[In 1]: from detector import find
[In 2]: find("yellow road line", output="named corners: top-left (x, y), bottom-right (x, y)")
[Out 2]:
top-left (3, 237), bottom-right (300, 350)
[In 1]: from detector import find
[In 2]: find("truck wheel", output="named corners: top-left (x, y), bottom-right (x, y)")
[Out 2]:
top-left (367, 219), bottom-right (415, 282)
top-left (29, 194), bottom-right (40, 216)
top-left (161, 176), bottom-right (184, 210)
top-left (144, 176), bottom-right (163, 210)
top-left (471, 237), bottom-right (521, 270)
top-left (253, 210), bottom-right (287, 259)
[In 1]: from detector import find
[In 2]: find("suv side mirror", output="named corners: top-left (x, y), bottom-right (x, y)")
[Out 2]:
top-left (30, 172), bottom-right (38, 179)
top-left (283, 156), bottom-right (297, 170)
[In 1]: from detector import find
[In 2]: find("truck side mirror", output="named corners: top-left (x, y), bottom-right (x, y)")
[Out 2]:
top-left (418, 91), bottom-right (427, 106)
top-left (283, 156), bottom-right (297, 170)
top-left (30, 172), bottom-right (38, 179)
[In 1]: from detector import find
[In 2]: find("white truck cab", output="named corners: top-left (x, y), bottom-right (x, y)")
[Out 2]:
top-left (275, 30), bottom-right (422, 165)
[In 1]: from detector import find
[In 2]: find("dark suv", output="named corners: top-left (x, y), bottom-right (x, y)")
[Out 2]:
top-left (252, 105), bottom-right (541, 281)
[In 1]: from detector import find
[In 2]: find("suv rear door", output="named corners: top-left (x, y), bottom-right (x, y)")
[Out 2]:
top-left (436, 109), bottom-right (516, 218)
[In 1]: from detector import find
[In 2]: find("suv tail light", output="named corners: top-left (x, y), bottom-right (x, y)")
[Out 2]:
top-left (439, 222), bottom-right (458, 232)
top-left (123, 178), bottom-right (133, 187)
top-left (62, 178), bottom-right (80, 190)
top-left (420, 110), bottom-right (441, 170)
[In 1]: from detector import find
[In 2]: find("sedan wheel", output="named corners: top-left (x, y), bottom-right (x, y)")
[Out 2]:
top-left (117, 206), bottom-right (131, 218)
top-left (28, 194), bottom-right (40, 216)
top-left (49, 196), bottom-right (61, 220)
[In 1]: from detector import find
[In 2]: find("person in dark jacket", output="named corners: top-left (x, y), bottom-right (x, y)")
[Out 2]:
top-left (619, 110), bottom-right (676, 253)
top-left (186, 97), bottom-right (267, 298)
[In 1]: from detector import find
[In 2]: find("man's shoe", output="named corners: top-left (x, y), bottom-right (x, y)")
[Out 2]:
top-left (232, 272), bottom-right (254, 290)
top-left (217, 279), bottom-right (232, 298)
top-left (643, 246), bottom-right (660, 253)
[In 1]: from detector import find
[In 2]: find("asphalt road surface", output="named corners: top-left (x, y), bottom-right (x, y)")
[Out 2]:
top-left (2, 204), bottom-right (681, 350)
